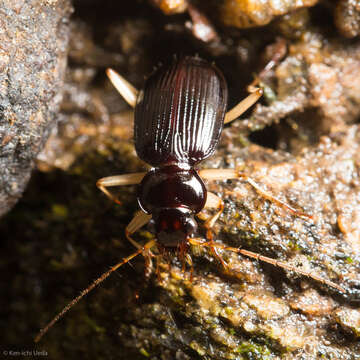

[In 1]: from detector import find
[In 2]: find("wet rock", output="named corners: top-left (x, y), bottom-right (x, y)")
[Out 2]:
top-left (186, 4), bottom-right (219, 43)
top-left (334, 307), bottom-right (360, 337)
top-left (236, 31), bottom-right (360, 151)
top-left (220, 0), bottom-right (318, 28)
top-left (289, 288), bottom-right (336, 316)
top-left (0, 0), bottom-right (72, 216)
top-left (335, 0), bottom-right (360, 38)
top-left (150, 0), bottom-right (188, 15)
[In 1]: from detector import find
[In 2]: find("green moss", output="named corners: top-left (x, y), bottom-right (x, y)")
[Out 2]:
top-left (170, 294), bottom-right (185, 306)
top-left (139, 348), bottom-right (150, 357)
top-left (237, 134), bottom-right (251, 148)
top-left (189, 340), bottom-right (206, 356)
top-left (236, 341), bottom-right (272, 359)
top-left (260, 81), bottom-right (277, 103)
top-left (224, 307), bottom-right (234, 315)
top-left (83, 315), bottom-right (106, 334)
top-left (287, 240), bottom-right (300, 252)
top-left (51, 204), bottom-right (69, 219)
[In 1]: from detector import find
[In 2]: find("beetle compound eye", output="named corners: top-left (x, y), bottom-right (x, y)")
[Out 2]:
top-left (173, 220), bottom-right (181, 230)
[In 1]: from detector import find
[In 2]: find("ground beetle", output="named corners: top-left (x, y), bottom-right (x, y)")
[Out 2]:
top-left (35, 55), bottom-right (344, 343)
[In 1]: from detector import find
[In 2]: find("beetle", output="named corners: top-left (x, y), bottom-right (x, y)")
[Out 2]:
top-left (99, 56), bottom-right (262, 253)
top-left (35, 55), bottom-right (344, 343)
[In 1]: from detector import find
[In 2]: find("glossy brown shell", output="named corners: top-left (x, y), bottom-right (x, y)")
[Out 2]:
top-left (134, 56), bottom-right (228, 167)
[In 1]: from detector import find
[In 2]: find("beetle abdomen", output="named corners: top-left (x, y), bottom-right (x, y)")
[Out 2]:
top-left (134, 56), bottom-right (228, 167)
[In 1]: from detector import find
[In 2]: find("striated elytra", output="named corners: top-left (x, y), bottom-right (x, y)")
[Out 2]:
top-left (136, 56), bottom-right (228, 246)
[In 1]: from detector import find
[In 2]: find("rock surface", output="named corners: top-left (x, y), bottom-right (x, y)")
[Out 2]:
top-left (0, 0), bottom-right (72, 216)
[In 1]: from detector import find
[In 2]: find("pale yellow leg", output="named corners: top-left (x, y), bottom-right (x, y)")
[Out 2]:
top-left (203, 191), bottom-right (224, 229)
top-left (96, 172), bottom-right (146, 205)
top-left (224, 88), bottom-right (263, 124)
top-left (224, 46), bottom-right (288, 125)
top-left (200, 191), bottom-right (228, 269)
top-left (106, 68), bottom-right (139, 108)
top-left (125, 210), bottom-right (152, 249)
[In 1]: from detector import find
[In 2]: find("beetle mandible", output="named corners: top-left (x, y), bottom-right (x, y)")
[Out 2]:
top-left (35, 55), bottom-right (345, 343)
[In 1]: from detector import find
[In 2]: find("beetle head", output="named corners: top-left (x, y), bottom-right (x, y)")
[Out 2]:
top-left (153, 208), bottom-right (197, 248)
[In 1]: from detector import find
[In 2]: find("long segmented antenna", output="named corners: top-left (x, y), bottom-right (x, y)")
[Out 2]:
top-left (188, 238), bottom-right (346, 293)
top-left (34, 239), bottom-right (156, 343)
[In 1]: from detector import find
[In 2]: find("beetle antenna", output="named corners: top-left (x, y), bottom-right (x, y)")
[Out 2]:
top-left (188, 238), bottom-right (346, 293)
top-left (34, 239), bottom-right (156, 343)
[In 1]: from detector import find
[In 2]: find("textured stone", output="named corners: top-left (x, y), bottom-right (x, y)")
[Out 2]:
top-left (0, 0), bottom-right (72, 216)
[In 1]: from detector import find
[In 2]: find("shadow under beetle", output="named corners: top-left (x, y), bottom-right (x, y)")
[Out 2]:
top-left (35, 55), bottom-right (345, 343)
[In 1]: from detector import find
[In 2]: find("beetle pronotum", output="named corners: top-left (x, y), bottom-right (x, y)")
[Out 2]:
top-left (35, 56), bottom-right (345, 343)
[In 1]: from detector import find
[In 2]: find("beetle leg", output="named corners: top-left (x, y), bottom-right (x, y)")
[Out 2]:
top-left (125, 210), bottom-right (153, 249)
top-left (188, 238), bottom-right (345, 293)
top-left (199, 191), bottom-right (229, 270)
top-left (198, 169), bottom-right (312, 221)
top-left (178, 241), bottom-right (188, 273)
top-left (175, 240), bottom-right (194, 281)
top-left (224, 88), bottom-right (263, 124)
top-left (125, 210), bottom-right (154, 277)
top-left (202, 191), bottom-right (224, 229)
top-left (96, 172), bottom-right (146, 205)
top-left (106, 68), bottom-right (139, 108)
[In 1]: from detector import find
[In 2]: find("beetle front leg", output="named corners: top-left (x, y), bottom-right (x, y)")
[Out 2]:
top-left (198, 191), bottom-right (229, 270)
top-left (202, 191), bottom-right (224, 229)
top-left (125, 210), bottom-right (152, 249)
top-left (125, 210), bottom-right (154, 277)
top-left (96, 172), bottom-right (146, 205)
